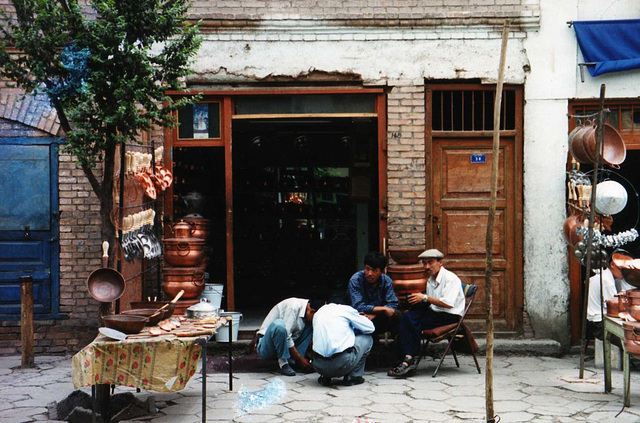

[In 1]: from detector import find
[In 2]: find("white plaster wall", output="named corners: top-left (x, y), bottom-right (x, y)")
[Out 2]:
top-left (192, 35), bottom-right (528, 84)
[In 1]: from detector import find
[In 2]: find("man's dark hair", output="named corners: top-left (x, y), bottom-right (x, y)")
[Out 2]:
top-left (309, 299), bottom-right (325, 311)
top-left (364, 251), bottom-right (388, 271)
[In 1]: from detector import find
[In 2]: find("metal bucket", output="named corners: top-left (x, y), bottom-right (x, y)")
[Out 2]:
top-left (216, 311), bottom-right (243, 342)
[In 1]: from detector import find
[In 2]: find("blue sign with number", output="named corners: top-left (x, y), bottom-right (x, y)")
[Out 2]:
top-left (471, 154), bottom-right (486, 163)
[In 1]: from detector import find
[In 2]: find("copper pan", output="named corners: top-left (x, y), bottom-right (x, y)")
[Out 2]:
top-left (583, 123), bottom-right (626, 168)
top-left (87, 241), bottom-right (125, 302)
top-left (611, 253), bottom-right (640, 288)
top-left (569, 125), bottom-right (594, 164)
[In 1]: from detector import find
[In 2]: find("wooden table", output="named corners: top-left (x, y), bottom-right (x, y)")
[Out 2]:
top-left (603, 315), bottom-right (631, 407)
top-left (72, 319), bottom-right (233, 422)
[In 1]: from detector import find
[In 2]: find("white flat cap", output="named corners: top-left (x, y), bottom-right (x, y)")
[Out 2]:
top-left (418, 249), bottom-right (444, 259)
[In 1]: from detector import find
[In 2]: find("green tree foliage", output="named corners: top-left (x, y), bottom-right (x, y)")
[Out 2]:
top-left (0, 0), bottom-right (201, 252)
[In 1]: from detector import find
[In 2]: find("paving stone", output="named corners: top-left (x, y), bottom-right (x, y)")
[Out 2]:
top-left (323, 405), bottom-right (369, 417)
top-left (404, 408), bottom-right (455, 421)
top-left (286, 400), bottom-right (326, 411)
top-left (365, 392), bottom-right (413, 404)
top-left (404, 398), bottom-right (450, 413)
top-left (369, 383), bottom-right (407, 394)
top-left (328, 395), bottom-right (371, 407)
top-left (363, 411), bottom-right (413, 422)
top-left (494, 400), bottom-right (532, 413)
top-left (494, 411), bottom-right (537, 421)
top-left (408, 389), bottom-right (450, 401)
top-left (443, 394), bottom-right (485, 410)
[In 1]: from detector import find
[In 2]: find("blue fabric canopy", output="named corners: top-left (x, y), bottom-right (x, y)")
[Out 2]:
top-left (573, 19), bottom-right (640, 77)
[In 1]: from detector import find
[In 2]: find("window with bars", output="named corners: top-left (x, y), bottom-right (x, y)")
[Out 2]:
top-left (431, 89), bottom-right (516, 131)
top-left (571, 104), bottom-right (640, 132)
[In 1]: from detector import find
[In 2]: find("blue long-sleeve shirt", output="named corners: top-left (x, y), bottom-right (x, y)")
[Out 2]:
top-left (347, 270), bottom-right (398, 314)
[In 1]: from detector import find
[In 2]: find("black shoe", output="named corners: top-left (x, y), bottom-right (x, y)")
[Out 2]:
top-left (279, 363), bottom-right (296, 376)
top-left (342, 375), bottom-right (365, 386)
top-left (318, 375), bottom-right (332, 386)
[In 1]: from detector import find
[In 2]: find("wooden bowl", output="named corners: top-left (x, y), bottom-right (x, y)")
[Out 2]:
top-left (388, 248), bottom-right (424, 265)
top-left (130, 301), bottom-right (175, 319)
top-left (121, 308), bottom-right (166, 326)
top-left (102, 314), bottom-right (148, 334)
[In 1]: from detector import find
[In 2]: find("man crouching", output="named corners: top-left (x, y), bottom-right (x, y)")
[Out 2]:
top-left (311, 303), bottom-right (375, 386)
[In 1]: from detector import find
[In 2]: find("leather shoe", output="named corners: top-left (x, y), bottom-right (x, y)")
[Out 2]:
top-left (342, 376), bottom-right (365, 386)
top-left (279, 363), bottom-right (296, 376)
top-left (317, 375), bottom-right (332, 386)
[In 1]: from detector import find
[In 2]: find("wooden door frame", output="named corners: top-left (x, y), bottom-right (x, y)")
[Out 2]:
top-left (165, 88), bottom-right (388, 310)
top-left (424, 82), bottom-right (524, 332)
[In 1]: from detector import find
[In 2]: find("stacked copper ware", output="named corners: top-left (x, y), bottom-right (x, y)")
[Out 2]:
top-left (387, 247), bottom-right (427, 310)
top-left (163, 220), bottom-right (211, 313)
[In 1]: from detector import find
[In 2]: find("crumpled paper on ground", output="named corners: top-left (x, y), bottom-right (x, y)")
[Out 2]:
top-left (237, 378), bottom-right (286, 414)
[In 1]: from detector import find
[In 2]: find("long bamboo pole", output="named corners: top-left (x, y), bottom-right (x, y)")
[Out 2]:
top-left (485, 21), bottom-right (509, 423)
top-left (578, 84), bottom-right (606, 378)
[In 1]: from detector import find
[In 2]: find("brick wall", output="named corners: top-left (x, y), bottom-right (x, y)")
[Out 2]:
top-left (0, 93), bottom-right (101, 356)
top-left (189, 0), bottom-right (540, 26)
top-left (386, 80), bottom-right (427, 249)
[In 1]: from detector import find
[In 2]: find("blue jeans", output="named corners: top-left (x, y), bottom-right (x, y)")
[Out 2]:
top-left (312, 334), bottom-right (373, 378)
top-left (257, 319), bottom-right (313, 361)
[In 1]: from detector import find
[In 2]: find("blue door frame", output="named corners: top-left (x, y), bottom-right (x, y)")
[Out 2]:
top-left (0, 137), bottom-right (64, 319)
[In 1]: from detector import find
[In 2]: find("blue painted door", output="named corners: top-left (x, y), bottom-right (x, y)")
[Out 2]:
top-left (0, 138), bottom-right (60, 316)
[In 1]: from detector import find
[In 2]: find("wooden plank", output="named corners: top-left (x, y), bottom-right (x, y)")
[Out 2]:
top-left (224, 97), bottom-right (235, 311)
top-left (232, 113), bottom-right (378, 119)
top-left (20, 276), bottom-right (34, 368)
top-left (376, 93), bottom-right (388, 250)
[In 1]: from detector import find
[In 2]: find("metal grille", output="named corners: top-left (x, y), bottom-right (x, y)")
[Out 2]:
top-left (432, 89), bottom-right (516, 131)
top-left (572, 104), bottom-right (640, 132)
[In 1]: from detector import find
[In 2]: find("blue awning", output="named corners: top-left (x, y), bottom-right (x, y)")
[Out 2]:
top-left (573, 19), bottom-right (640, 77)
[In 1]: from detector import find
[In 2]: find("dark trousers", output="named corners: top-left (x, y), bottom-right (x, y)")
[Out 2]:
top-left (397, 308), bottom-right (460, 358)
top-left (371, 311), bottom-right (400, 335)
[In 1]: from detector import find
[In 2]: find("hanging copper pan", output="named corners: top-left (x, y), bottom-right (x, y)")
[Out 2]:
top-left (583, 123), bottom-right (626, 168)
top-left (569, 125), bottom-right (594, 164)
top-left (87, 241), bottom-right (125, 302)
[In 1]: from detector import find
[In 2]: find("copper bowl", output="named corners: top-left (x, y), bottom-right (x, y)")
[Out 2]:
top-left (121, 308), bottom-right (166, 326)
top-left (388, 263), bottom-right (425, 280)
top-left (163, 238), bottom-right (206, 267)
top-left (388, 248), bottom-right (424, 265)
top-left (130, 301), bottom-right (175, 319)
top-left (163, 266), bottom-right (206, 299)
top-left (102, 314), bottom-right (148, 334)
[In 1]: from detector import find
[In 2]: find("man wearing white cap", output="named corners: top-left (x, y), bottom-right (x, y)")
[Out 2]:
top-left (388, 248), bottom-right (465, 377)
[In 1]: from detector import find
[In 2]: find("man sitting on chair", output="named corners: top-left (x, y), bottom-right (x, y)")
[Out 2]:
top-left (388, 248), bottom-right (465, 377)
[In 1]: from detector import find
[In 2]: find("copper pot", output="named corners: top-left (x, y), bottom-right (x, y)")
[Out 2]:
top-left (387, 263), bottom-right (425, 280)
top-left (623, 322), bottom-right (640, 356)
top-left (388, 247), bottom-right (423, 265)
top-left (163, 237), bottom-right (206, 267)
top-left (163, 266), bottom-right (206, 299)
top-left (606, 298), bottom-right (620, 317)
top-left (183, 217), bottom-right (211, 240)
top-left (570, 125), bottom-right (594, 164)
top-left (172, 220), bottom-right (196, 238)
top-left (583, 123), bottom-right (626, 168)
top-left (563, 213), bottom-right (584, 246)
top-left (611, 254), bottom-right (640, 288)
top-left (393, 278), bottom-right (428, 310)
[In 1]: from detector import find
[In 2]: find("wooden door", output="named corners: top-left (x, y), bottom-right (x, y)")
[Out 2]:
top-left (429, 137), bottom-right (518, 331)
top-left (0, 138), bottom-right (61, 316)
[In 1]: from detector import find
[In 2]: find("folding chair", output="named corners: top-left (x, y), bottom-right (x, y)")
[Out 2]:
top-left (418, 283), bottom-right (482, 377)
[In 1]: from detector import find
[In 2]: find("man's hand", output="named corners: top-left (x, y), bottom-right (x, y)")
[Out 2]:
top-left (407, 293), bottom-right (427, 305)
top-left (297, 357), bottom-right (314, 371)
top-left (363, 313), bottom-right (376, 321)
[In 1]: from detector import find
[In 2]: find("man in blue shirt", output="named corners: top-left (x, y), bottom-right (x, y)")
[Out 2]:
top-left (312, 303), bottom-right (375, 386)
top-left (347, 251), bottom-right (399, 333)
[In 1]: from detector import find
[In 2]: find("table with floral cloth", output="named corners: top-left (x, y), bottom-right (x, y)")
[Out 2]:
top-left (72, 332), bottom-right (215, 392)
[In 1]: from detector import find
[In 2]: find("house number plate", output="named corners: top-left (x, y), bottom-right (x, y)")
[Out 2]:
top-left (471, 154), bottom-right (486, 163)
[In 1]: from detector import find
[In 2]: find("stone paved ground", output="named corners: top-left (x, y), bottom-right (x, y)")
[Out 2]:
top-left (3, 353), bottom-right (640, 422)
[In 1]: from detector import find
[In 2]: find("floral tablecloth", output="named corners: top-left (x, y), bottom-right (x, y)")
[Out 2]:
top-left (72, 333), bottom-right (212, 392)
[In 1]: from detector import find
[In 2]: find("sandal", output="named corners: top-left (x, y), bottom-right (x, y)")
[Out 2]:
top-left (387, 356), bottom-right (417, 377)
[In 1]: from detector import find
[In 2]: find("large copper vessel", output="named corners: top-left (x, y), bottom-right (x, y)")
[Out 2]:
top-left (387, 248), bottom-right (427, 310)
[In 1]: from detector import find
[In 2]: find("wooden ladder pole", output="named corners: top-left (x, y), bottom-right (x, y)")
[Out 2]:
top-left (485, 21), bottom-right (509, 423)
top-left (20, 275), bottom-right (35, 368)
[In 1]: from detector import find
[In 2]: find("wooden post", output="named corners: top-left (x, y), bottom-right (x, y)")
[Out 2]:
top-left (578, 84), bottom-right (606, 378)
top-left (485, 21), bottom-right (509, 423)
top-left (20, 275), bottom-right (35, 368)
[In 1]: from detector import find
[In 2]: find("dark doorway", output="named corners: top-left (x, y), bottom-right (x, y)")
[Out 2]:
top-left (231, 117), bottom-right (379, 308)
